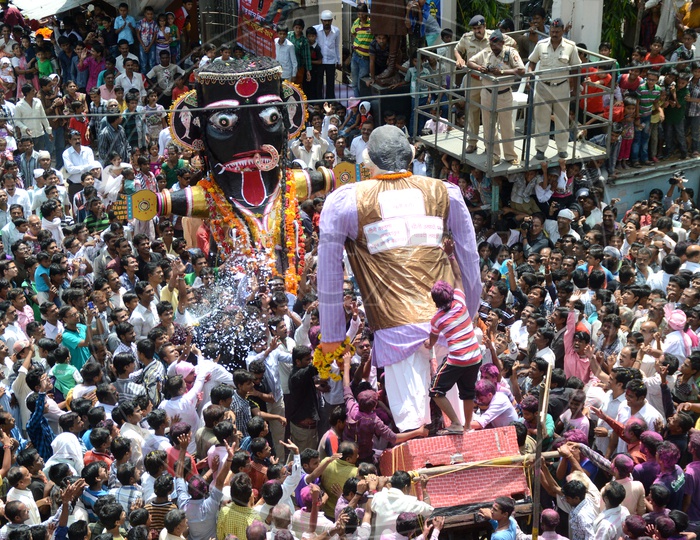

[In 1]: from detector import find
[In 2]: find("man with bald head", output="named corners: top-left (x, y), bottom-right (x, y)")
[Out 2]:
top-left (246, 521), bottom-right (268, 540)
top-left (682, 245), bottom-right (700, 272)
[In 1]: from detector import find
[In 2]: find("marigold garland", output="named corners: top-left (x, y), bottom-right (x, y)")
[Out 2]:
top-left (200, 172), bottom-right (305, 290)
top-left (200, 177), bottom-right (252, 258)
top-left (375, 171), bottom-right (413, 180)
top-left (313, 337), bottom-right (356, 381)
top-left (284, 172), bottom-right (305, 295)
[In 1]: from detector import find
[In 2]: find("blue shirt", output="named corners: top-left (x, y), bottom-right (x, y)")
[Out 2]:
top-left (82, 429), bottom-right (93, 450)
top-left (58, 51), bottom-right (77, 82)
top-left (35, 265), bottom-right (50, 292)
top-left (26, 393), bottom-right (55, 461)
top-left (114, 15), bottom-right (136, 44)
top-left (490, 517), bottom-right (518, 540)
top-left (62, 324), bottom-right (90, 369)
top-left (576, 263), bottom-right (615, 284)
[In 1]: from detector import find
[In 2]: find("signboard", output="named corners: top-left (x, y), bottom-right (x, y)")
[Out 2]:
top-left (237, 0), bottom-right (276, 56)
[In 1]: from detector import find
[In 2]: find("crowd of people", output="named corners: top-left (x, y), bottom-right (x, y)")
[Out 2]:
top-left (0, 2), bottom-right (699, 540)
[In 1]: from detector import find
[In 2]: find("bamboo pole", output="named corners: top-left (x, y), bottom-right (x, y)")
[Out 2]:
top-left (411, 451), bottom-right (560, 477)
top-left (531, 362), bottom-right (553, 540)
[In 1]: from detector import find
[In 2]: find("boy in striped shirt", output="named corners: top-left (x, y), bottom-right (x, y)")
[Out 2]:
top-left (424, 264), bottom-right (482, 435)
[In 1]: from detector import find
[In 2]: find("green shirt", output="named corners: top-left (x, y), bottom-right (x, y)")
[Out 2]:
top-left (289, 33), bottom-right (311, 72)
top-left (85, 212), bottom-right (110, 233)
top-left (666, 86), bottom-right (689, 124)
top-left (321, 459), bottom-right (358, 518)
top-left (161, 159), bottom-right (187, 188)
top-left (638, 82), bottom-right (661, 117)
top-left (351, 18), bottom-right (373, 57)
top-left (37, 58), bottom-right (54, 78)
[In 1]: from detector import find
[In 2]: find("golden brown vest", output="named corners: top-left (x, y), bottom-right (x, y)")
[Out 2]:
top-left (346, 175), bottom-right (457, 331)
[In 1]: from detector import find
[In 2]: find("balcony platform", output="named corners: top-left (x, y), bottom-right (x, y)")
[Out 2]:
top-left (417, 125), bottom-right (607, 176)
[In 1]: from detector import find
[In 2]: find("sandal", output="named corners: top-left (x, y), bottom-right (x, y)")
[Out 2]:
top-left (437, 425), bottom-right (464, 435)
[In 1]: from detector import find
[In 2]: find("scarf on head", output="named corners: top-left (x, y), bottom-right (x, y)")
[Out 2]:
top-left (664, 304), bottom-right (696, 355)
top-left (41, 216), bottom-right (64, 245)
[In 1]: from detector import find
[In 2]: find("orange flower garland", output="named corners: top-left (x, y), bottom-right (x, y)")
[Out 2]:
top-left (200, 177), bottom-right (252, 257)
top-left (284, 175), bottom-right (303, 295)
top-left (200, 173), bottom-right (304, 291)
top-left (376, 171), bottom-right (413, 180)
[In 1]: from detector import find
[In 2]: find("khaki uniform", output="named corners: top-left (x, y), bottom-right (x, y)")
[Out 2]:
top-left (456, 30), bottom-right (517, 146)
top-left (528, 37), bottom-right (581, 153)
top-left (469, 45), bottom-right (525, 162)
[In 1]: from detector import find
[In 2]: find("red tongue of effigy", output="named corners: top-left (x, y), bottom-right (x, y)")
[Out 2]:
top-left (242, 170), bottom-right (266, 207)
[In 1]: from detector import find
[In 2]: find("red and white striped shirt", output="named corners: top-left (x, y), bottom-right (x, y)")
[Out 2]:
top-left (430, 289), bottom-right (482, 366)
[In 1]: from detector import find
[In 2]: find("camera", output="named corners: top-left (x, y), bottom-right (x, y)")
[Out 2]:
top-left (521, 220), bottom-right (531, 231)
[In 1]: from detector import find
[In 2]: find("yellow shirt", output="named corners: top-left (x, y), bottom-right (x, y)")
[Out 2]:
top-left (679, 2), bottom-right (700, 39)
top-left (216, 503), bottom-right (256, 540)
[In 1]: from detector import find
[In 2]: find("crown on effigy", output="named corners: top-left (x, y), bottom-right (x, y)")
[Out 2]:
top-left (197, 57), bottom-right (283, 85)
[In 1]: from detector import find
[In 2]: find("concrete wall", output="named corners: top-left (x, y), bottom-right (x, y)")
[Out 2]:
top-left (607, 160), bottom-right (700, 215)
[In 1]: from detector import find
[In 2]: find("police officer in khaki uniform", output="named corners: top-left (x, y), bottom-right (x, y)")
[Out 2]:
top-left (528, 18), bottom-right (581, 160)
top-left (454, 15), bottom-right (517, 154)
top-left (468, 30), bottom-right (525, 166)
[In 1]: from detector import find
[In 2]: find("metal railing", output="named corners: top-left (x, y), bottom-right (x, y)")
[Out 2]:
top-left (414, 35), bottom-right (616, 176)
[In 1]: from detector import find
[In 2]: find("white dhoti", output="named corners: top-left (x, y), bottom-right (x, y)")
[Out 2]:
top-left (434, 343), bottom-right (466, 426)
top-left (384, 346), bottom-right (432, 431)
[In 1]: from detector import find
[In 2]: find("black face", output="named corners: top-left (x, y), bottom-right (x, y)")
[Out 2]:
top-left (198, 59), bottom-right (287, 219)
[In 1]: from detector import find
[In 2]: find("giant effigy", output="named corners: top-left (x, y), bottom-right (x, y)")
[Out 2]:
top-left (132, 56), bottom-right (363, 292)
top-left (317, 125), bottom-right (482, 431)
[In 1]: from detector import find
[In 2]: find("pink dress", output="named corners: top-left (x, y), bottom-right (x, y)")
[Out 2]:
top-left (11, 54), bottom-right (38, 100)
top-left (619, 119), bottom-right (635, 160)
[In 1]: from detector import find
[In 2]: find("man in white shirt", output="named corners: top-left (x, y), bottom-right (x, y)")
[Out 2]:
top-left (348, 122), bottom-right (373, 162)
top-left (530, 326), bottom-right (555, 364)
top-left (115, 40), bottom-right (139, 74)
top-left (593, 367), bottom-right (630, 457)
top-left (129, 282), bottom-right (159, 338)
top-left (290, 131), bottom-right (328, 169)
top-left (119, 401), bottom-right (148, 467)
top-left (613, 379), bottom-right (664, 453)
top-left (509, 305), bottom-right (534, 351)
top-left (593, 482), bottom-right (629, 540)
top-left (14, 84), bottom-right (51, 151)
top-left (40, 302), bottom-right (64, 340)
top-left (681, 245), bottom-right (700, 272)
top-left (3, 175), bottom-right (30, 218)
top-left (314, 11), bottom-right (341, 99)
top-left (62, 130), bottom-right (95, 198)
top-left (115, 59), bottom-right (146, 99)
top-left (544, 208), bottom-right (581, 243)
top-left (275, 27), bottom-right (297, 80)
top-left (471, 379), bottom-right (518, 429)
top-left (371, 471), bottom-right (433, 538)
top-left (158, 127), bottom-right (173, 157)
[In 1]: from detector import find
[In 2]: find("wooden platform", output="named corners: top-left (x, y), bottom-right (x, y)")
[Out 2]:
top-left (417, 126), bottom-right (608, 175)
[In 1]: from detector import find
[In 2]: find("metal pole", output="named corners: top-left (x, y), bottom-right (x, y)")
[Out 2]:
top-left (523, 73), bottom-right (535, 165)
top-left (531, 363), bottom-right (553, 540)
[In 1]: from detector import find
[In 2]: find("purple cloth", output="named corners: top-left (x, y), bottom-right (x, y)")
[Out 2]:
top-left (633, 460), bottom-right (661, 493)
top-left (343, 386), bottom-right (396, 460)
top-left (653, 465), bottom-right (686, 510)
top-left (335, 494), bottom-right (365, 521)
top-left (684, 461), bottom-right (700, 521)
top-left (318, 182), bottom-right (481, 368)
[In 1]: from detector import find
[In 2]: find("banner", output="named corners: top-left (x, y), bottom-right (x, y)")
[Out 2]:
top-left (237, 0), bottom-right (276, 57)
top-left (237, 0), bottom-right (318, 55)
top-left (428, 0), bottom-right (440, 26)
